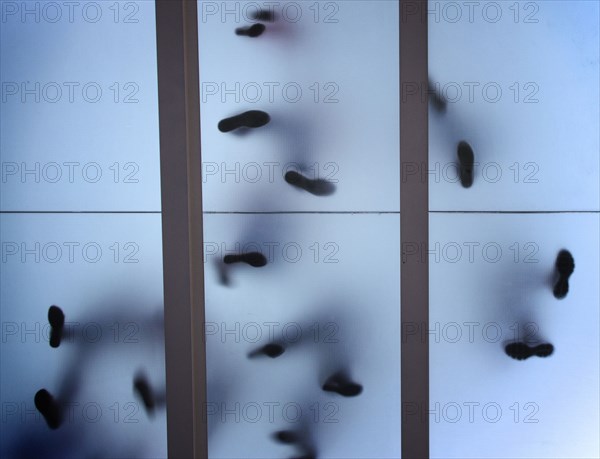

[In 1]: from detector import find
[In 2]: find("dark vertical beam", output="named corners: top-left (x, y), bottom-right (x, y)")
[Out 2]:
top-left (155, 1), bottom-right (207, 458)
top-left (400, 1), bottom-right (429, 458)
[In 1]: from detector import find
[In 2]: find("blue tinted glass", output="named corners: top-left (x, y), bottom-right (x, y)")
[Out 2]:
top-left (429, 1), bottom-right (600, 457)
top-left (198, 1), bottom-right (402, 457)
top-left (0, 2), bottom-right (167, 458)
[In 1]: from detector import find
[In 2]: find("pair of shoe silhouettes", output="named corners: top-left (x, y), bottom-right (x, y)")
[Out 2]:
top-left (235, 9), bottom-right (274, 38)
top-left (218, 110), bottom-right (336, 196)
top-left (505, 250), bottom-right (575, 361)
top-left (250, 342), bottom-right (363, 397)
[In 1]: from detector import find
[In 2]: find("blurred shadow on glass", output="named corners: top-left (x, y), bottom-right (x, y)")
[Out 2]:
top-left (211, 205), bottom-right (294, 286)
top-left (33, 294), bottom-right (165, 430)
top-left (272, 409), bottom-right (318, 459)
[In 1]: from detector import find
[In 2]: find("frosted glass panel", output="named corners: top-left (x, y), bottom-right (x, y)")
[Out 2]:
top-left (0, 1), bottom-right (161, 211)
top-left (429, 0), bottom-right (599, 211)
top-left (429, 1), bottom-right (600, 457)
top-left (429, 213), bottom-right (599, 458)
top-left (198, 1), bottom-right (402, 456)
top-left (203, 213), bottom-right (400, 458)
top-left (0, 214), bottom-right (167, 458)
top-left (198, 0), bottom-right (400, 212)
top-left (1, 3), bottom-right (166, 458)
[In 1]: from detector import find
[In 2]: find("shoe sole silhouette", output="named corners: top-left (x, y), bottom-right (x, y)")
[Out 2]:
top-left (457, 141), bottom-right (474, 188)
top-left (223, 252), bottom-right (267, 267)
top-left (322, 372), bottom-right (363, 397)
top-left (34, 389), bottom-right (62, 429)
top-left (248, 343), bottom-right (285, 358)
top-left (554, 249), bottom-right (574, 299)
top-left (505, 342), bottom-right (554, 360)
top-left (284, 171), bottom-right (336, 196)
top-left (272, 430), bottom-right (317, 459)
top-left (273, 430), bottom-right (299, 444)
top-left (251, 10), bottom-right (275, 21)
top-left (429, 79), bottom-right (447, 114)
top-left (235, 23), bottom-right (266, 37)
top-left (48, 305), bottom-right (65, 348)
top-left (133, 373), bottom-right (156, 415)
top-left (218, 110), bottom-right (270, 133)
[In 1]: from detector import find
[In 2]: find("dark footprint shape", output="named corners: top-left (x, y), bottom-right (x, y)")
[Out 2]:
top-left (251, 10), bottom-right (275, 21)
top-left (223, 252), bottom-right (267, 268)
top-left (505, 342), bottom-right (554, 361)
top-left (553, 249), bottom-right (575, 299)
top-left (285, 171), bottom-right (336, 197)
top-left (322, 372), bottom-right (363, 397)
top-left (34, 389), bottom-right (62, 429)
top-left (273, 430), bottom-right (317, 459)
top-left (223, 252), bottom-right (267, 267)
top-left (235, 23), bottom-right (266, 37)
top-left (248, 343), bottom-right (285, 359)
top-left (273, 430), bottom-right (299, 444)
top-left (215, 259), bottom-right (231, 286)
top-left (133, 373), bottom-right (156, 416)
top-left (218, 110), bottom-right (270, 133)
top-left (457, 141), bottom-right (474, 188)
top-left (428, 79), bottom-right (447, 114)
top-left (48, 305), bottom-right (65, 348)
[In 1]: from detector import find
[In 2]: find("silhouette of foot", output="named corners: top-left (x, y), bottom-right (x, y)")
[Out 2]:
top-left (48, 305), bottom-right (65, 348)
top-left (215, 259), bottom-right (231, 286)
top-left (235, 23), bottom-right (266, 37)
top-left (505, 342), bottom-right (554, 360)
top-left (322, 372), bottom-right (362, 397)
top-left (553, 250), bottom-right (574, 299)
top-left (250, 8), bottom-right (275, 22)
top-left (428, 79), bottom-right (447, 114)
top-left (273, 431), bottom-right (317, 459)
top-left (133, 373), bottom-right (156, 416)
top-left (223, 252), bottom-right (267, 267)
top-left (284, 171), bottom-right (336, 196)
top-left (249, 343), bottom-right (285, 358)
top-left (273, 430), bottom-right (299, 444)
top-left (251, 9), bottom-right (275, 21)
top-left (218, 110), bottom-right (270, 132)
top-left (457, 141), bottom-right (474, 188)
top-left (34, 389), bottom-right (62, 429)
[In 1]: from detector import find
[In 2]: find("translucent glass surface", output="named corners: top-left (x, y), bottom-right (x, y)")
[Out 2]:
top-left (203, 213), bottom-right (401, 458)
top-left (430, 213), bottom-right (600, 458)
top-left (0, 1), bottom-right (161, 211)
top-left (430, 2), bottom-right (600, 457)
top-left (0, 214), bottom-right (167, 458)
top-left (429, 1), bottom-right (599, 211)
top-left (1, 3), bottom-right (167, 458)
top-left (198, 0), bottom-right (400, 212)
top-left (198, 1), bottom-right (402, 456)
